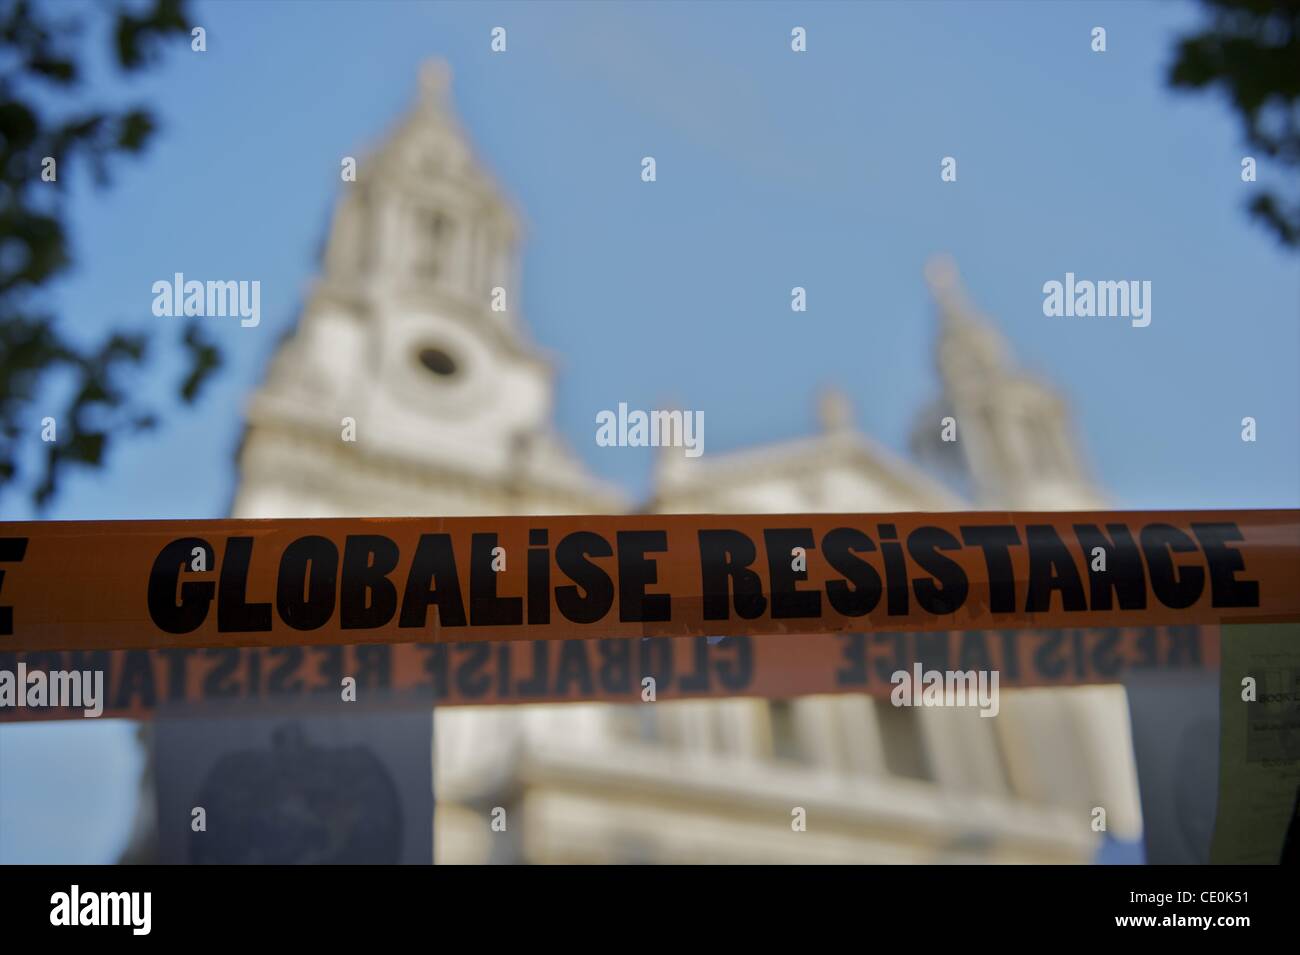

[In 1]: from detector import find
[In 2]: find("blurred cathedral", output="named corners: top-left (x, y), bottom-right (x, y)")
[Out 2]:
top-left (226, 61), bottom-right (1139, 863)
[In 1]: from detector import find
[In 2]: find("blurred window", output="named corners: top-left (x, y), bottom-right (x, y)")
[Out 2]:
top-left (875, 701), bottom-right (933, 781)
top-left (769, 700), bottom-right (804, 763)
top-left (417, 210), bottom-right (454, 278)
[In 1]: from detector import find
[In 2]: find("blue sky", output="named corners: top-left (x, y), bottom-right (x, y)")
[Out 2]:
top-left (1, 0), bottom-right (1295, 862)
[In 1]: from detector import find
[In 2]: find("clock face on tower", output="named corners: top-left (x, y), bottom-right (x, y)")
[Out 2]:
top-left (370, 306), bottom-right (550, 448)
top-left (416, 345), bottom-right (457, 377)
top-left (382, 309), bottom-right (494, 419)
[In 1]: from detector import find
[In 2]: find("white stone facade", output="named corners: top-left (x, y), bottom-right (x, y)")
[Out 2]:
top-left (232, 62), bottom-right (1141, 864)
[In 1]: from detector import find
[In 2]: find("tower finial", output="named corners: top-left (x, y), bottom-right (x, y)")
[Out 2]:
top-left (923, 253), bottom-right (959, 292)
top-left (419, 59), bottom-right (452, 108)
top-left (927, 254), bottom-right (1011, 374)
top-left (924, 253), bottom-right (972, 325)
top-left (817, 386), bottom-right (854, 434)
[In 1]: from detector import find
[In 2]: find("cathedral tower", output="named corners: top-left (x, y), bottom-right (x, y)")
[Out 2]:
top-left (233, 62), bottom-right (622, 519)
top-left (917, 255), bottom-right (1104, 510)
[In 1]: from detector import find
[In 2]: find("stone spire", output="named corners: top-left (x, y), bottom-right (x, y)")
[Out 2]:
top-left (316, 58), bottom-right (520, 327)
top-left (925, 253), bottom-right (1011, 384)
top-left (817, 386), bottom-right (854, 435)
top-left (922, 253), bottom-right (964, 324)
top-left (419, 59), bottom-right (452, 109)
top-left (919, 255), bottom-right (1103, 509)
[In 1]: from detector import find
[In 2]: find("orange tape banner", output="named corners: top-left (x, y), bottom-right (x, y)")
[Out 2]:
top-left (0, 625), bottom-right (1219, 722)
top-left (0, 511), bottom-right (1294, 653)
